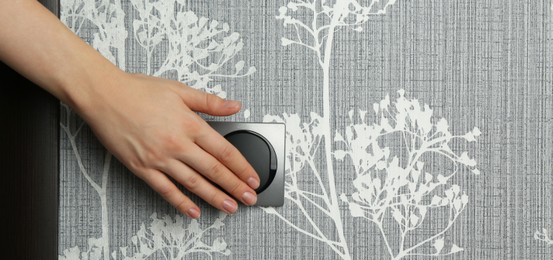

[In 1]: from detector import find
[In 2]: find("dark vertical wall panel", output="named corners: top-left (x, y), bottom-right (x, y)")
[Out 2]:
top-left (0, 0), bottom-right (59, 259)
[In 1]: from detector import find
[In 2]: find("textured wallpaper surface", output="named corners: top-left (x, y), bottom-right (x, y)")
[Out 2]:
top-left (59, 0), bottom-right (553, 259)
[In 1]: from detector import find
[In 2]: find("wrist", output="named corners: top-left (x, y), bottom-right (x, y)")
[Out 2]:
top-left (59, 60), bottom-right (128, 120)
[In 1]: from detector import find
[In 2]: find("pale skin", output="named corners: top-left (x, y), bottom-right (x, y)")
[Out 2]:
top-left (0, 0), bottom-right (259, 219)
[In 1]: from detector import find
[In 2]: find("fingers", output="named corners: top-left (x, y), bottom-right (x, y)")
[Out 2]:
top-left (163, 159), bottom-right (241, 214)
top-left (179, 146), bottom-right (258, 206)
top-left (194, 126), bottom-right (261, 191)
top-left (178, 86), bottom-right (241, 116)
top-left (140, 169), bottom-right (201, 219)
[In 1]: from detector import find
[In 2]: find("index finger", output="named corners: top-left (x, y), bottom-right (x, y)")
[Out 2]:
top-left (194, 123), bottom-right (260, 190)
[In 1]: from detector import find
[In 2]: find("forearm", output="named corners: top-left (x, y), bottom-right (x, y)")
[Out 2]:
top-left (0, 0), bottom-right (123, 114)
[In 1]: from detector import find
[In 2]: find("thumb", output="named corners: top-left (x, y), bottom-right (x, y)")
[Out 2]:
top-left (179, 86), bottom-right (241, 116)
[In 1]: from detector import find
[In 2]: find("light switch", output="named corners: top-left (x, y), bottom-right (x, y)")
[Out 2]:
top-left (208, 122), bottom-right (285, 207)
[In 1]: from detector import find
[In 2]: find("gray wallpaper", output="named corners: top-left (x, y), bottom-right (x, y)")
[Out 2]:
top-left (59, 0), bottom-right (553, 259)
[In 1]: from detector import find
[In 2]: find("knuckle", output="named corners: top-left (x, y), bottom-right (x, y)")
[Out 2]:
top-left (209, 192), bottom-right (220, 206)
top-left (183, 174), bottom-right (201, 191)
top-left (147, 150), bottom-right (169, 170)
top-left (127, 158), bottom-right (144, 172)
top-left (207, 162), bottom-right (224, 180)
top-left (134, 147), bottom-right (163, 169)
top-left (174, 198), bottom-right (189, 211)
top-left (228, 181), bottom-right (242, 195)
top-left (183, 117), bottom-right (202, 134)
top-left (205, 93), bottom-right (220, 111)
top-left (219, 144), bottom-right (235, 163)
top-left (156, 183), bottom-right (174, 199)
top-left (161, 134), bottom-right (184, 154)
top-left (173, 81), bottom-right (187, 89)
top-left (239, 163), bottom-right (253, 177)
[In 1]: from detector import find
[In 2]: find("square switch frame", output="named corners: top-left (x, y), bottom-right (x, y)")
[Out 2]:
top-left (208, 122), bottom-right (285, 207)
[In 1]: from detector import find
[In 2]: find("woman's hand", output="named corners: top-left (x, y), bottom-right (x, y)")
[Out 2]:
top-left (1, 1), bottom-right (260, 219)
top-left (80, 73), bottom-right (260, 218)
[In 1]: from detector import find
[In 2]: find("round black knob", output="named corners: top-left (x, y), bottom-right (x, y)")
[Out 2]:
top-left (224, 130), bottom-right (277, 193)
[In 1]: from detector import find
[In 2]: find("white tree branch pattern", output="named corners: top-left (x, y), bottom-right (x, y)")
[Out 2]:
top-left (264, 91), bottom-right (480, 259)
top-left (336, 90), bottom-right (480, 259)
top-left (60, 103), bottom-right (113, 260)
top-left (535, 228), bottom-right (553, 246)
top-left (262, 1), bottom-right (481, 259)
top-left (263, 2), bottom-right (399, 259)
top-left (60, 0), bottom-right (255, 259)
top-left (114, 213), bottom-right (231, 259)
top-left (130, 0), bottom-right (255, 98)
top-left (60, 213), bottom-right (230, 260)
top-left (61, 0), bottom-right (127, 70)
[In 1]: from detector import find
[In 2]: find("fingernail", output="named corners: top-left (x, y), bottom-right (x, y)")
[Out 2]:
top-left (223, 199), bottom-right (237, 214)
top-left (242, 191), bottom-right (257, 205)
top-left (224, 100), bottom-right (241, 109)
top-left (187, 207), bottom-right (200, 219)
top-left (247, 177), bottom-right (260, 189)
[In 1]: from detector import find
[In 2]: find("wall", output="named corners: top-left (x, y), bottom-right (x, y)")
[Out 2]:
top-left (59, 0), bottom-right (553, 259)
